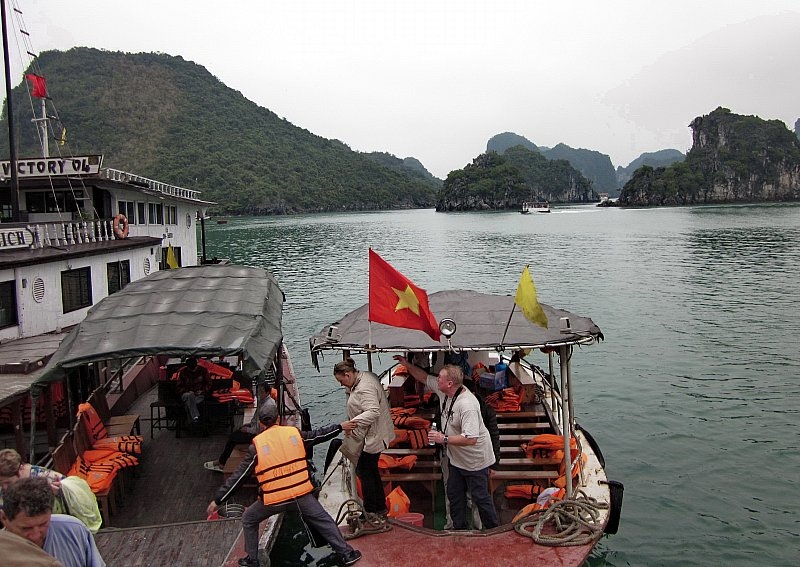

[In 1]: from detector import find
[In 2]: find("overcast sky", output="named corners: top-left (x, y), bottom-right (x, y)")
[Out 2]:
top-left (7, 1), bottom-right (800, 178)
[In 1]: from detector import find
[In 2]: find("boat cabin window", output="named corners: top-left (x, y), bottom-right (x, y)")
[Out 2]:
top-left (0, 280), bottom-right (18, 328)
top-left (148, 203), bottom-right (164, 225)
top-left (166, 205), bottom-right (178, 225)
top-left (137, 202), bottom-right (146, 225)
top-left (107, 260), bottom-right (131, 295)
top-left (61, 267), bottom-right (93, 313)
top-left (118, 201), bottom-right (137, 225)
top-left (25, 190), bottom-right (83, 213)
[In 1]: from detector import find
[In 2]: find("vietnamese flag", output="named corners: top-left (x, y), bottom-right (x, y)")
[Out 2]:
top-left (369, 248), bottom-right (440, 341)
top-left (25, 74), bottom-right (48, 98)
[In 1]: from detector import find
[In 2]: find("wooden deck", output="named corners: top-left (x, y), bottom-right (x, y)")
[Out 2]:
top-left (94, 383), bottom-right (258, 566)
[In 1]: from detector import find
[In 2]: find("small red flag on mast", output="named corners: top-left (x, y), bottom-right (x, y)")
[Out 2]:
top-left (25, 74), bottom-right (48, 98)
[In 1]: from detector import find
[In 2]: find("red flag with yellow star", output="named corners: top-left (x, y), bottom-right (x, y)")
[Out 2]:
top-left (369, 248), bottom-right (440, 341)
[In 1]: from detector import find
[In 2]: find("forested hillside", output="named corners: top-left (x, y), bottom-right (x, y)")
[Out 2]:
top-left (436, 147), bottom-right (595, 211)
top-left (0, 48), bottom-right (440, 214)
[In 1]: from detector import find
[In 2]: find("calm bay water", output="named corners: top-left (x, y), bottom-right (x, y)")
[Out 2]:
top-left (203, 203), bottom-right (800, 567)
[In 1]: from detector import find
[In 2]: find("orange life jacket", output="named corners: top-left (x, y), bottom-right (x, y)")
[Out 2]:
top-left (388, 429), bottom-right (409, 448)
top-left (521, 434), bottom-right (577, 459)
top-left (391, 414), bottom-right (431, 430)
top-left (77, 403), bottom-right (143, 454)
top-left (91, 436), bottom-right (143, 455)
top-left (485, 387), bottom-right (522, 412)
top-left (213, 388), bottom-right (255, 404)
top-left (69, 455), bottom-right (117, 493)
top-left (197, 358), bottom-right (234, 378)
top-left (504, 484), bottom-right (543, 500)
top-left (511, 488), bottom-right (566, 522)
top-left (385, 485), bottom-right (411, 517)
top-left (406, 429), bottom-right (428, 449)
top-left (378, 454), bottom-right (417, 471)
top-left (77, 403), bottom-right (108, 442)
top-left (253, 426), bottom-right (314, 505)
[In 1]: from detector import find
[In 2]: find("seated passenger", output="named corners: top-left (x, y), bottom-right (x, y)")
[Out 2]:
top-left (175, 356), bottom-right (212, 427)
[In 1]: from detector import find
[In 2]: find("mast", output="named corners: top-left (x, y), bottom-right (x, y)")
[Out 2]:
top-left (1, 0), bottom-right (21, 221)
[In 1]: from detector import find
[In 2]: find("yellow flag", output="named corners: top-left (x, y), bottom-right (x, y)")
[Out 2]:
top-left (166, 243), bottom-right (179, 269)
top-left (59, 127), bottom-right (66, 146)
top-left (515, 265), bottom-right (548, 328)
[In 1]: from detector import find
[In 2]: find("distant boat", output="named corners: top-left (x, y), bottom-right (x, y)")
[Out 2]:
top-left (522, 201), bottom-right (551, 214)
top-left (216, 219), bottom-right (228, 224)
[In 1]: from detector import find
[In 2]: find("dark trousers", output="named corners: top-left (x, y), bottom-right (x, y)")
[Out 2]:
top-left (241, 493), bottom-right (354, 561)
top-left (219, 429), bottom-right (256, 464)
top-left (446, 463), bottom-right (499, 529)
top-left (356, 450), bottom-right (386, 514)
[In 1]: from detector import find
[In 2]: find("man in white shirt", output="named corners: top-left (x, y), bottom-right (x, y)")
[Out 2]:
top-left (393, 355), bottom-right (499, 529)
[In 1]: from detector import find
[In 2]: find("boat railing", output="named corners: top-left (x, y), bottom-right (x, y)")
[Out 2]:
top-left (102, 168), bottom-right (201, 201)
top-left (28, 218), bottom-right (120, 248)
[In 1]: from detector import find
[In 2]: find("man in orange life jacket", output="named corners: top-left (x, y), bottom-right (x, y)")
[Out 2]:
top-left (207, 398), bottom-right (362, 567)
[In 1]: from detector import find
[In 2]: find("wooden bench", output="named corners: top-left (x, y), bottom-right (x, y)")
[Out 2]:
top-left (383, 448), bottom-right (437, 456)
top-left (496, 410), bottom-right (547, 419)
top-left (497, 422), bottom-right (550, 431)
top-left (380, 470), bottom-right (441, 512)
top-left (499, 432), bottom-right (551, 443)
top-left (51, 431), bottom-right (75, 475)
top-left (89, 388), bottom-right (141, 436)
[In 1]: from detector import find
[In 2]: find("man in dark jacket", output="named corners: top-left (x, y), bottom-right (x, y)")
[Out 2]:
top-left (207, 398), bottom-right (361, 567)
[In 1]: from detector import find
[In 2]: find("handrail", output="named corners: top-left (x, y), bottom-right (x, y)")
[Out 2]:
top-left (28, 218), bottom-right (117, 248)
top-left (102, 168), bottom-right (202, 201)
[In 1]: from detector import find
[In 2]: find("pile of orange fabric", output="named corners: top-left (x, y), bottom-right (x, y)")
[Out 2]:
top-left (511, 487), bottom-right (566, 522)
top-left (485, 387), bottom-right (522, 412)
top-left (212, 387), bottom-right (254, 405)
top-left (197, 358), bottom-right (234, 379)
top-left (520, 433), bottom-right (586, 489)
top-left (77, 403), bottom-right (143, 455)
top-left (378, 453), bottom-right (417, 471)
top-left (390, 407), bottom-right (431, 430)
top-left (74, 403), bottom-right (142, 493)
top-left (504, 483), bottom-right (544, 500)
top-left (388, 407), bottom-right (430, 448)
top-left (68, 449), bottom-right (137, 492)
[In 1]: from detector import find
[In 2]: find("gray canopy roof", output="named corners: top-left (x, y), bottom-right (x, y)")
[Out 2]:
top-left (309, 289), bottom-right (602, 370)
top-left (35, 265), bottom-right (284, 390)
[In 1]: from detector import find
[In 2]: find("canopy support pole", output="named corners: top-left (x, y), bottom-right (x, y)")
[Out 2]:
top-left (559, 345), bottom-right (573, 497)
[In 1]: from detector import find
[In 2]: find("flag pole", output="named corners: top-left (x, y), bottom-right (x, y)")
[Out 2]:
top-left (500, 302), bottom-right (516, 344)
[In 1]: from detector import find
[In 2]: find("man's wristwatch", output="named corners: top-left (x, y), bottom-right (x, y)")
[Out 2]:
top-left (443, 435), bottom-right (449, 445)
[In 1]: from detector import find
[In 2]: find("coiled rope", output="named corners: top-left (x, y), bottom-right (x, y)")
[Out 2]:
top-left (514, 491), bottom-right (609, 547)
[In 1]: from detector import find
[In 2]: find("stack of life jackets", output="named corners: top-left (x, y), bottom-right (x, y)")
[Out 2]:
top-left (484, 387), bottom-right (522, 413)
top-left (388, 407), bottom-right (431, 449)
top-left (212, 386), bottom-right (254, 405)
top-left (520, 433), bottom-right (587, 489)
top-left (71, 403), bottom-right (142, 493)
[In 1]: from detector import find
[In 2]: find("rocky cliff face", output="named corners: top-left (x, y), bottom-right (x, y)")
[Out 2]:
top-left (619, 107), bottom-right (800, 206)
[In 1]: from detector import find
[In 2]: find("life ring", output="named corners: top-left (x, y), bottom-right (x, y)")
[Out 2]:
top-left (113, 214), bottom-right (129, 239)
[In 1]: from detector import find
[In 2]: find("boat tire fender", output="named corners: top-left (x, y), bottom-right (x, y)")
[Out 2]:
top-left (576, 422), bottom-right (605, 468)
top-left (113, 214), bottom-right (129, 239)
top-left (600, 479), bottom-right (624, 534)
top-left (324, 438), bottom-right (343, 473)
